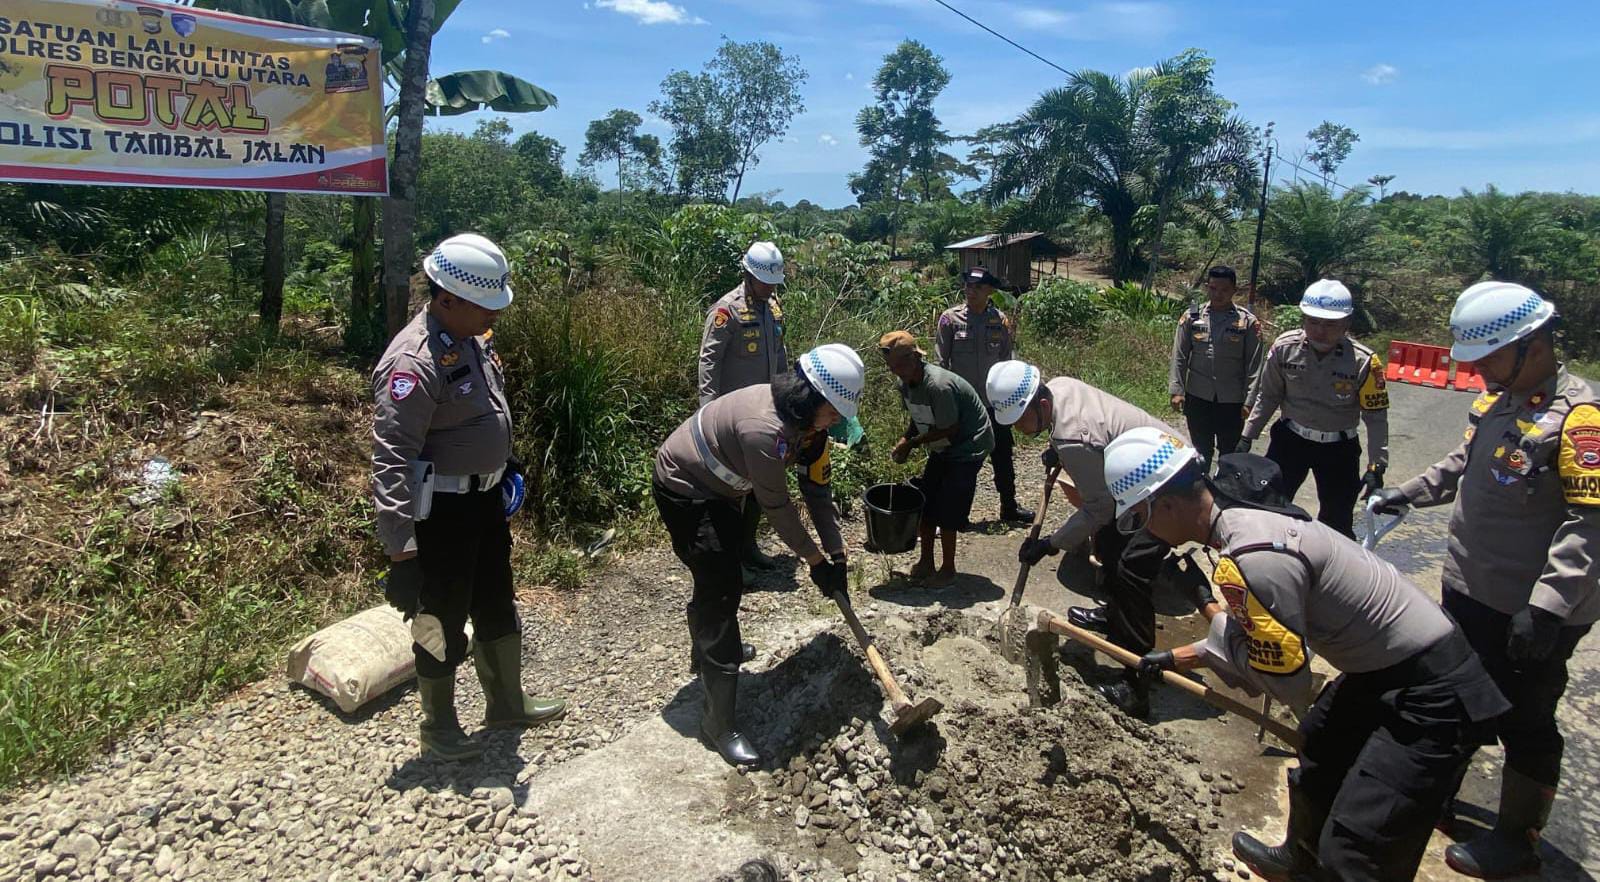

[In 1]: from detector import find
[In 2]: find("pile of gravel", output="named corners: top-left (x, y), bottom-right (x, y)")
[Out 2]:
top-left (729, 611), bottom-right (1229, 881)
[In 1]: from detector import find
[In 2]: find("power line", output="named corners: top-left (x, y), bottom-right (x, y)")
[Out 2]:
top-left (924, 0), bottom-right (1073, 78)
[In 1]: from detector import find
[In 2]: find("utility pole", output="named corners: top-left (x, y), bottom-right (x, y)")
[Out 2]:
top-left (1247, 128), bottom-right (1274, 310)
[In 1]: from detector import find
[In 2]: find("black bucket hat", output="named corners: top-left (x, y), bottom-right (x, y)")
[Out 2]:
top-left (1207, 453), bottom-right (1312, 521)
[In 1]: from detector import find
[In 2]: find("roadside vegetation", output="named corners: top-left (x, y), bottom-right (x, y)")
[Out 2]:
top-left (3, 42), bottom-right (1598, 789)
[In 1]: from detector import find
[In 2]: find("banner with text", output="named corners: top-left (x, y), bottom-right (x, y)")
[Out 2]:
top-left (0, 0), bottom-right (386, 195)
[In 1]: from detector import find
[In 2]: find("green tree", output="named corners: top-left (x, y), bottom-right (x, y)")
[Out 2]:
top-left (1305, 121), bottom-right (1360, 184)
top-left (1367, 174), bottom-right (1395, 200)
top-left (988, 51), bottom-right (1256, 285)
top-left (515, 131), bottom-right (567, 194)
top-left (1265, 182), bottom-right (1378, 292)
top-left (1446, 184), bottom-right (1554, 282)
top-left (850, 40), bottom-right (961, 255)
top-left (579, 110), bottom-right (664, 192)
top-left (708, 40), bottom-right (807, 203)
top-left (652, 71), bottom-right (737, 201)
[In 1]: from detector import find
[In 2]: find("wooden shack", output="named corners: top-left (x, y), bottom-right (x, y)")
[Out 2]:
top-left (945, 232), bottom-right (1062, 292)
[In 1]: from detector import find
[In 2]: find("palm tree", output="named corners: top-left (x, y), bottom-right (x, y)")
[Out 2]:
top-left (987, 52), bottom-right (1256, 286)
top-left (1264, 182), bottom-right (1378, 292)
top-left (1446, 185), bottom-right (1553, 283)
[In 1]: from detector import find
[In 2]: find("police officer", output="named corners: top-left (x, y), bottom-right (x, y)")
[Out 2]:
top-left (373, 234), bottom-right (567, 763)
top-left (882, 331), bottom-right (994, 588)
top-left (655, 344), bottom-right (864, 766)
top-left (936, 266), bottom-right (1032, 523)
top-left (1115, 437), bottom-right (1509, 882)
top-left (987, 361), bottom-right (1215, 718)
top-left (1370, 282), bottom-right (1599, 878)
top-left (1169, 265), bottom-right (1263, 467)
top-left (699, 241), bottom-right (790, 573)
top-left (1239, 279), bottom-right (1389, 539)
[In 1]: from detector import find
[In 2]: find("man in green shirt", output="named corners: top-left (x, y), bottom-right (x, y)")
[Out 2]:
top-left (880, 330), bottom-right (995, 588)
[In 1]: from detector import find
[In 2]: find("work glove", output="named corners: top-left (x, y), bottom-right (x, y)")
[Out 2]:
top-left (500, 459), bottom-right (527, 519)
top-left (1233, 437), bottom-right (1253, 455)
top-left (1136, 650), bottom-right (1176, 685)
top-left (810, 560), bottom-right (848, 597)
top-left (1040, 445), bottom-right (1060, 470)
top-left (384, 557), bottom-right (424, 621)
top-left (1018, 536), bottom-right (1059, 566)
top-left (1507, 606), bottom-right (1563, 665)
top-left (1359, 465), bottom-right (1386, 501)
top-left (1368, 486), bottom-right (1409, 514)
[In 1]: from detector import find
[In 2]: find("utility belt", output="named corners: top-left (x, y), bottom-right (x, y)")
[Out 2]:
top-left (409, 460), bottom-right (504, 522)
top-left (690, 410), bottom-right (752, 493)
top-left (1281, 418), bottom-right (1358, 444)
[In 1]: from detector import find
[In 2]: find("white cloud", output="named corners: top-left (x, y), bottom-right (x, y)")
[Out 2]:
top-left (596, 0), bottom-right (705, 25)
top-left (481, 27), bottom-right (510, 44)
top-left (1362, 63), bottom-right (1399, 85)
top-left (818, 133), bottom-right (839, 146)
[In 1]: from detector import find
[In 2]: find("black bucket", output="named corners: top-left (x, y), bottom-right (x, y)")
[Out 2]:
top-left (863, 482), bottom-right (925, 554)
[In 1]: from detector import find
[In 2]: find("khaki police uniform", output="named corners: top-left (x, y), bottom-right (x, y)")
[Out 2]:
top-left (937, 303), bottom-right (1023, 513)
top-left (1169, 302), bottom-right (1263, 463)
top-left (698, 284), bottom-right (788, 407)
top-left (372, 309), bottom-right (517, 677)
top-left (1396, 367), bottom-right (1600, 786)
top-left (1193, 506), bottom-right (1508, 881)
top-left (1043, 377), bottom-right (1181, 657)
top-left (654, 384), bottom-right (841, 674)
top-left (1243, 330), bottom-right (1389, 538)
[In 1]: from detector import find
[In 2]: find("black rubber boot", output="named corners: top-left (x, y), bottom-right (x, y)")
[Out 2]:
top-left (685, 606), bottom-right (753, 674)
top-left (1068, 605), bottom-right (1110, 633)
top-left (1444, 768), bottom-right (1553, 879)
top-left (417, 675), bottom-right (485, 763)
top-left (699, 666), bottom-right (761, 766)
top-left (472, 634), bottom-right (567, 728)
top-left (1000, 503), bottom-right (1035, 524)
top-left (1232, 785), bottom-right (1326, 882)
top-left (1095, 675), bottom-right (1151, 720)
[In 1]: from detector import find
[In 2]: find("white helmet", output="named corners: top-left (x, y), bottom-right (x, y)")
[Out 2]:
top-left (986, 360), bottom-right (1041, 426)
top-left (1104, 427), bottom-right (1200, 516)
top-left (742, 241), bottom-right (785, 285)
top-left (1298, 279), bottom-right (1353, 319)
top-left (799, 344), bottom-right (865, 419)
top-left (1448, 281), bottom-right (1555, 362)
top-left (423, 233), bottom-right (513, 310)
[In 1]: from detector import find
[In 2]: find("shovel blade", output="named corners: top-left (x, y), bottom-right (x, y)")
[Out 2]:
top-left (889, 697), bottom-right (943, 735)
top-left (997, 606), bottom-right (1030, 665)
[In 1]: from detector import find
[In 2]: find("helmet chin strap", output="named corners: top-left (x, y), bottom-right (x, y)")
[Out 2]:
top-left (1490, 337), bottom-right (1535, 393)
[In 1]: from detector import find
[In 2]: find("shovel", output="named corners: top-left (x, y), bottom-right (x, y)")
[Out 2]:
top-left (1034, 608), bottom-right (1303, 749)
top-left (998, 466), bottom-right (1063, 665)
top-left (828, 589), bottom-right (943, 735)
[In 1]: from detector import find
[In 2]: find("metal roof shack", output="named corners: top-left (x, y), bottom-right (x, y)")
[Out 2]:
top-left (944, 232), bottom-right (1063, 292)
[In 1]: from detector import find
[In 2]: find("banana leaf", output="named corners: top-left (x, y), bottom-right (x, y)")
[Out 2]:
top-left (425, 70), bottom-right (557, 116)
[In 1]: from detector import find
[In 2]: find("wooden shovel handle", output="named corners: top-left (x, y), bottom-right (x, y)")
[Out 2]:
top-left (1007, 466), bottom-right (1062, 609)
top-left (1036, 609), bottom-right (1303, 749)
top-left (864, 643), bottom-right (911, 708)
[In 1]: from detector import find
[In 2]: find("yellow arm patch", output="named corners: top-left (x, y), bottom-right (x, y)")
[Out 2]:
top-left (1560, 403), bottom-right (1600, 506)
top-left (1212, 555), bottom-right (1308, 676)
top-left (806, 443), bottom-right (832, 486)
top-left (1360, 353), bottom-right (1389, 411)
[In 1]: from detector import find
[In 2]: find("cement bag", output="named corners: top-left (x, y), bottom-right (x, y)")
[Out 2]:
top-left (286, 604), bottom-right (418, 713)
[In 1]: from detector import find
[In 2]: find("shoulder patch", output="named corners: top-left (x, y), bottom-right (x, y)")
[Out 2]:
top-left (1560, 403), bottom-right (1600, 506)
top-left (1360, 352), bottom-right (1389, 410)
top-left (390, 371), bottom-right (420, 401)
top-left (1472, 391), bottom-right (1502, 415)
top-left (713, 307), bottom-right (731, 329)
top-left (1214, 555), bottom-right (1307, 676)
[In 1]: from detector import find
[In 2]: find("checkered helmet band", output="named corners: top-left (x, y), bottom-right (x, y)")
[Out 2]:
top-left (995, 365), bottom-right (1037, 412)
top-left (1110, 438), bottom-right (1178, 498)
top-left (431, 247), bottom-right (510, 294)
top-left (806, 350), bottom-right (859, 404)
top-left (1454, 292), bottom-right (1544, 342)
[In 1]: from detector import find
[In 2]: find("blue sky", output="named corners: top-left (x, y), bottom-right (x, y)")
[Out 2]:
top-left (426, 0), bottom-right (1600, 207)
